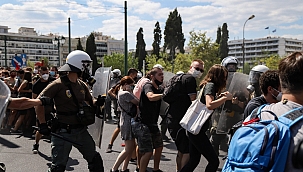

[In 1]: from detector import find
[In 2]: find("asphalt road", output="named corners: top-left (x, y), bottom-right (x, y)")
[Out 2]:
top-left (0, 117), bottom-right (227, 172)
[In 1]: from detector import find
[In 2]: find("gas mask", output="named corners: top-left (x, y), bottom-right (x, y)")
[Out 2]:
top-left (247, 71), bottom-right (262, 96)
top-left (81, 61), bottom-right (96, 86)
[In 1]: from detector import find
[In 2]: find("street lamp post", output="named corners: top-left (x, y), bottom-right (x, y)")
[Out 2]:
top-left (242, 15), bottom-right (255, 73)
top-left (52, 36), bottom-right (66, 67)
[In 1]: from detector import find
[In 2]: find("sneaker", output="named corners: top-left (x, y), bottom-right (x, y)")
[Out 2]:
top-left (32, 144), bottom-right (39, 154)
top-left (121, 169), bottom-right (129, 172)
top-left (130, 158), bottom-right (137, 162)
top-left (134, 168), bottom-right (139, 172)
top-left (106, 144), bottom-right (113, 153)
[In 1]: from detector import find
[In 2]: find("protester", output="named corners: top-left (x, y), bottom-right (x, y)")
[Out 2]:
top-left (243, 70), bottom-right (281, 119)
top-left (166, 59), bottom-right (204, 171)
top-left (32, 66), bottom-right (55, 154)
top-left (180, 64), bottom-right (233, 172)
top-left (110, 76), bottom-right (139, 172)
top-left (244, 51), bottom-right (303, 171)
top-left (134, 67), bottom-right (164, 172)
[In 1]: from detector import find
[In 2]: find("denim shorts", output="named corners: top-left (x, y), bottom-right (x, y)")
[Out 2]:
top-left (132, 122), bottom-right (163, 153)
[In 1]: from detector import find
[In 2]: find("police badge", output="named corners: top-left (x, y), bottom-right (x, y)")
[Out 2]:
top-left (66, 90), bottom-right (72, 98)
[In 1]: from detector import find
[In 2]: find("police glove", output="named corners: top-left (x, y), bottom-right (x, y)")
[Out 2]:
top-left (39, 96), bottom-right (52, 106)
top-left (95, 95), bottom-right (106, 106)
top-left (38, 123), bottom-right (51, 136)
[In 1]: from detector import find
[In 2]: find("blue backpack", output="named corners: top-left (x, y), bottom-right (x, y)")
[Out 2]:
top-left (222, 105), bottom-right (303, 172)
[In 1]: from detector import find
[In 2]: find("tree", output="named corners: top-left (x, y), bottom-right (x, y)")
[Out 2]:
top-left (135, 28), bottom-right (147, 71)
top-left (163, 8), bottom-right (185, 61)
top-left (215, 26), bottom-right (221, 45)
top-left (152, 21), bottom-right (162, 59)
top-left (86, 33), bottom-right (98, 75)
top-left (76, 38), bottom-right (84, 51)
top-left (219, 23), bottom-right (229, 61)
top-left (188, 30), bottom-right (220, 74)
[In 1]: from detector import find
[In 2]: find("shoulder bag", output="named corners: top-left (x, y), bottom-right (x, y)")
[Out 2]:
top-left (179, 85), bottom-right (214, 135)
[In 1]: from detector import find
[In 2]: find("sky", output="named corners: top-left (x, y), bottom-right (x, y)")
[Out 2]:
top-left (0, 0), bottom-right (303, 50)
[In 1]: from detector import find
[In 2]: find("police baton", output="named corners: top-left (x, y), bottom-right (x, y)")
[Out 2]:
top-left (32, 126), bottom-right (83, 147)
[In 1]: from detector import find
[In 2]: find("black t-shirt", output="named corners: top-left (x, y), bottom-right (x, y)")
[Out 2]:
top-left (168, 74), bottom-right (197, 122)
top-left (32, 77), bottom-right (56, 95)
top-left (243, 95), bottom-right (267, 119)
top-left (139, 82), bottom-right (163, 132)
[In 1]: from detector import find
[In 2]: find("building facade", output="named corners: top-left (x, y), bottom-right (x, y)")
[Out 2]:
top-left (228, 37), bottom-right (303, 67)
top-left (0, 26), bottom-right (124, 68)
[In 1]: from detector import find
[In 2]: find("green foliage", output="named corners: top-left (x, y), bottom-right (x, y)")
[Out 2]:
top-left (86, 33), bottom-right (98, 75)
top-left (163, 8), bottom-right (185, 60)
top-left (219, 23), bottom-right (229, 61)
top-left (152, 21), bottom-right (162, 59)
top-left (76, 38), bottom-right (84, 51)
top-left (238, 63), bottom-right (251, 74)
top-left (135, 28), bottom-right (147, 71)
top-left (103, 53), bottom-right (138, 76)
top-left (188, 30), bottom-right (221, 73)
top-left (260, 54), bottom-right (281, 70)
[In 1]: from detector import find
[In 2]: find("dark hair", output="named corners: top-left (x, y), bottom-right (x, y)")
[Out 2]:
top-left (259, 70), bottom-right (280, 95)
top-left (149, 67), bottom-right (161, 77)
top-left (17, 69), bottom-right (24, 74)
top-left (145, 71), bottom-right (151, 79)
top-left (127, 68), bottom-right (138, 76)
top-left (113, 76), bottom-right (135, 95)
top-left (51, 66), bottom-right (58, 72)
top-left (23, 71), bottom-right (32, 82)
top-left (279, 51), bottom-right (303, 94)
top-left (40, 66), bottom-right (48, 71)
top-left (199, 64), bottom-right (228, 93)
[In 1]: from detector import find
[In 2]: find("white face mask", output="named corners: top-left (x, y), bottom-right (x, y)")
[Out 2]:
top-left (272, 88), bottom-right (282, 101)
top-left (41, 74), bottom-right (49, 81)
top-left (192, 68), bottom-right (202, 78)
top-left (33, 69), bottom-right (38, 74)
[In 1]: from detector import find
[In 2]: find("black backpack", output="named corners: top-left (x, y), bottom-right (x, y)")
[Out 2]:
top-left (162, 74), bottom-right (185, 104)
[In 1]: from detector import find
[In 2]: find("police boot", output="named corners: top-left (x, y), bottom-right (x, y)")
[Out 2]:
top-left (88, 152), bottom-right (104, 172)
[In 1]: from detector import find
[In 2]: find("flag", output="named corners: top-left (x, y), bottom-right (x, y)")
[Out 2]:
top-left (265, 27), bottom-right (269, 29)
top-left (272, 29), bottom-right (276, 33)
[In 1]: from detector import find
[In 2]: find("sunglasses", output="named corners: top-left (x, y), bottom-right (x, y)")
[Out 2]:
top-left (194, 67), bottom-right (204, 73)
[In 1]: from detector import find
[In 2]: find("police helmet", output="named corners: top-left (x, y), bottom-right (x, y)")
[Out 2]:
top-left (59, 50), bottom-right (92, 73)
top-left (153, 64), bottom-right (164, 70)
top-left (221, 56), bottom-right (239, 72)
top-left (112, 69), bottom-right (121, 76)
top-left (248, 65), bottom-right (269, 85)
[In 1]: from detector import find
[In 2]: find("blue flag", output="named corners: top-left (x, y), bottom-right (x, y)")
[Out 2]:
top-left (265, 27), bottom-right (269, 29)
top-left (272, 29), bottom-right (276, 33)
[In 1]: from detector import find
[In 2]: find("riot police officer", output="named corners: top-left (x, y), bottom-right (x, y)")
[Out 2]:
top-left (246, 65), bottom-right (269, 99)
top-left (36, 50), bottom-right (105, 172)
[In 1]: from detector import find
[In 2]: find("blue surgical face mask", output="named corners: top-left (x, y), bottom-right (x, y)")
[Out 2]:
top-left (49, 71), bottom-right (55, 76)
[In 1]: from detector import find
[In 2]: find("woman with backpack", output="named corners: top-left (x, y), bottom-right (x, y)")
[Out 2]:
top-left (180, 64), bottom-right (233, 172)
top-left (110, 76), bottom-right (139, 172)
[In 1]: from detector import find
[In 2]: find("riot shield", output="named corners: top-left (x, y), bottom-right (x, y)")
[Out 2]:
top-left (0, 80), bottom-right (10, 126)
top-left (216, 72), bottom-right (249, 134)
top-left (89, 67), bottom-right (111, 148)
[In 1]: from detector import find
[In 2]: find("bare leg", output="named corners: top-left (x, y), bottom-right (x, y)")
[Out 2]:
top-left (110, 127), bottom-right (120, 145)
top-left (153, 146), bottom-right (163, 170)
top-left (139, 152), bottom-right (152, 172)
top-left (112, 139), bottom-right (135, 171)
